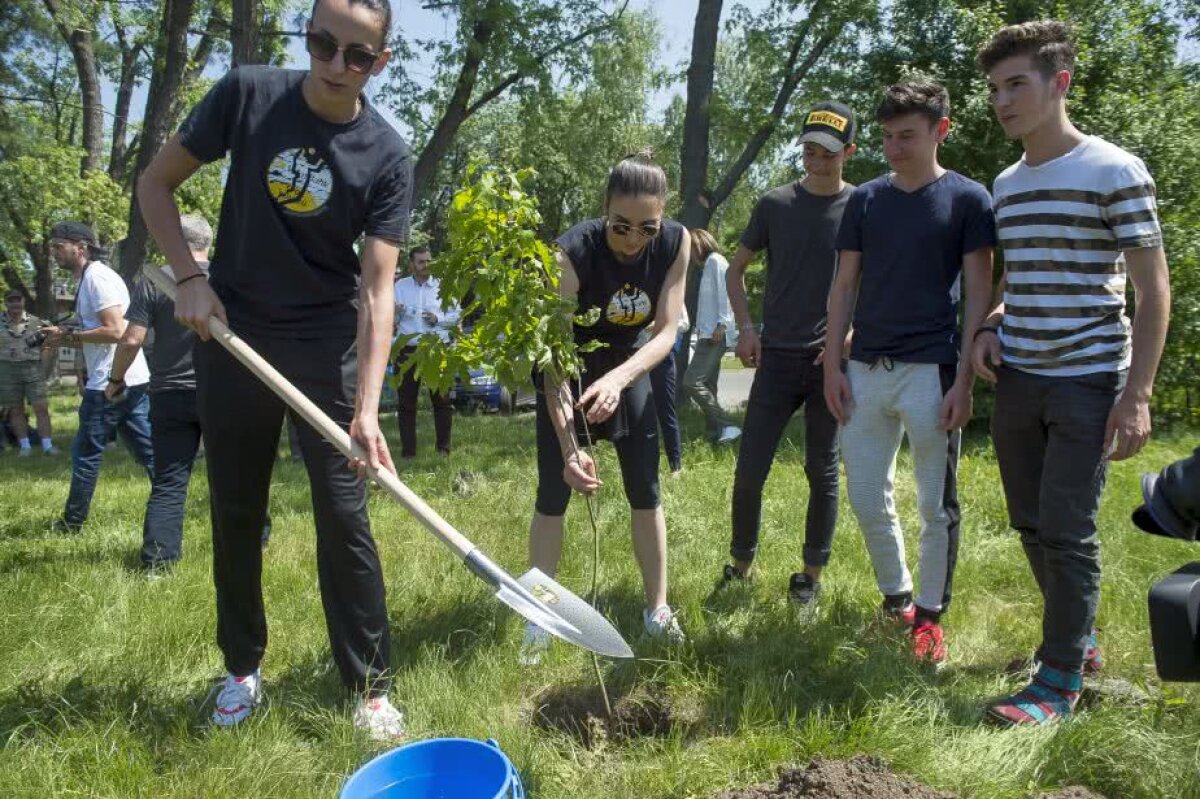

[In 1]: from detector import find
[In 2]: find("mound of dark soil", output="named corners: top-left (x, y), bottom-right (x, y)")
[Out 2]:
top-left (531, 683), bottom-right (694, 747)
top-left (714, 756), bottom-right (956, 799)
top-left (713, 757), bottom-right (1108, 799)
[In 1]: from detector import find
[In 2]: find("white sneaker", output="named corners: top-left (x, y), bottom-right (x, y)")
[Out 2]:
top-left (716, 425), bottom-right (742, 445)
top-left (518, 622), bottom-right (552, 665)
top-left (643, 604), bottom-right (686, 644)
top-left (212, 670), bottom-right (261, 727)
top-left (353, 695), bottom-right (406, 741)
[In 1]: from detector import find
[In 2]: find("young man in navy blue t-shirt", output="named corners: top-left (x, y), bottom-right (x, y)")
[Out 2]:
top-left (824, 81), bottom-right (995, 665)
top-left (137, 0), bottom-right (409, 739)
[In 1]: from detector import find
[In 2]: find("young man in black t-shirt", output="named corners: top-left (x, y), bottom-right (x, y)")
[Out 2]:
top-left (137, 0), bottom-right (410, 739)
top-left (722, 102), bottom-right (857, 606)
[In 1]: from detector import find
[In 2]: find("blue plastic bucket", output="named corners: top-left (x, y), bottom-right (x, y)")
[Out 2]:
top-left (340, 737), bottom-right (525, 799)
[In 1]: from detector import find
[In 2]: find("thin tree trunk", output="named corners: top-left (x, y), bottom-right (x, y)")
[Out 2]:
top-left (411, 0), bottom-right (502, 207)
top-left (109, 32), bottom-right (143, 185)
top-left (43, 0), bottom-right (104, 175)
top-left (231, 0), bottom-right (259, 67)
top-left (119, 0), bottom-right (199, 281)
top-left (679, 0), bottom-right (723, 232)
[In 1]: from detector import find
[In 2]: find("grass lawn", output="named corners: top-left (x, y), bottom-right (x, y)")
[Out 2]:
top-left (1, 390), bottom-right (1197, 798)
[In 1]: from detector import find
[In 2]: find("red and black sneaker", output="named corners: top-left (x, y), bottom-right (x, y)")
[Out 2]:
top-left (912, 620), bottom-right (947, 666)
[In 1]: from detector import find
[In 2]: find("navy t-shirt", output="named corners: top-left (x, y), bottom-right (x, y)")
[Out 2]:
top-left (835, 171), bottom-right (996, 364)
top-left (178, 66), bottom-right (413, 338)
top-left (556, 218), bottom-right (684, 352)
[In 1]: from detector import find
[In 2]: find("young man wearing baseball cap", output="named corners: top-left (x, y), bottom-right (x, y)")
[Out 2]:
top-left (42, 221), bottom-right (154, 533)
top-left (824, 81), bottom-right (995, 665)
top-left (974, 21), bottom-right (1170, 725)
top-left (720, 101), bottom-right (857, 605)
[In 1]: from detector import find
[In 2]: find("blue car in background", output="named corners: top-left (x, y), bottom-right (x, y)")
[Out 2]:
top-left (450, 367), bottom-right (536, 415)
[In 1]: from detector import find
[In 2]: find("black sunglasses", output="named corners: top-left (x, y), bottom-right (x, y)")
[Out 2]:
top-left (607, 218), bottom-right (662, 239)
top-left (305, 29), bottom-right (381, 75)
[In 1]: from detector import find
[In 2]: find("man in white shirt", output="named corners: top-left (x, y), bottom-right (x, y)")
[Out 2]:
top-left (393, 245), bottom-right (459, 457)
top-left (41, 221), bottom-right (153, 534)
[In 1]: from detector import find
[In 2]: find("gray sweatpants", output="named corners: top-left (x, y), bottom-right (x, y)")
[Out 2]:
top-left (991, 366), bottom-right (1123, 671)
top-left (841, 360), bottom-right (961, 614)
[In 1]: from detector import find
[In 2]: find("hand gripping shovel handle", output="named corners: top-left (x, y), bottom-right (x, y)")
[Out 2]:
top-left (144, 265), bottom-right (634, 660)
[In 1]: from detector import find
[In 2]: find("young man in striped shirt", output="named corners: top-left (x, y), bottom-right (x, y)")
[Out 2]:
top-left (974, 21), bottom-right (1171, 726)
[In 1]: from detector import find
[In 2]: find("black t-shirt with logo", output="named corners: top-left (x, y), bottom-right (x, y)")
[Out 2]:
top-left (556, 217), bottom-right (684, 353)
top-left (178, 66), bottom-right (412, 338)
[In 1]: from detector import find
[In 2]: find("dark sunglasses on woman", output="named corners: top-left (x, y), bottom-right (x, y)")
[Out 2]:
top-left (305, 29), bottom-right (382, 74)
top-left (607, 219), bottom-right (662, 239)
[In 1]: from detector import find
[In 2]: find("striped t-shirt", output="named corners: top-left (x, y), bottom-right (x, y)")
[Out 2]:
top-left (993, 136), bottom-right (1162, 376)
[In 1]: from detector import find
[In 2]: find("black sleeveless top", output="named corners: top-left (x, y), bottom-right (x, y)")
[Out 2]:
top-left (556, 217), bottom-right (685, 352)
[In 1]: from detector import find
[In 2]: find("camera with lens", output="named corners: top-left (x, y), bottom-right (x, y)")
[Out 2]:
top-left (1134, 453), bottom-right (1200, 682)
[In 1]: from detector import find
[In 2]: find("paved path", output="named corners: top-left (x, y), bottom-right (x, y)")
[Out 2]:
top-left (717, 365), bottom-right (755, 408)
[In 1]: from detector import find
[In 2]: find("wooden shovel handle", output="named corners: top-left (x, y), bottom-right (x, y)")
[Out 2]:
top-left (142, 264), bottom-right (477, 561)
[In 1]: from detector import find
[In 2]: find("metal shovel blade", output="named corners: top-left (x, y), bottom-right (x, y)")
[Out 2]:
top-left (503, 568), bottom-right (633, 659)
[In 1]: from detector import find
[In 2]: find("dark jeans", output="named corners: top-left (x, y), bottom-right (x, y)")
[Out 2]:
top-left (196, 334), bottom-right (390, 694)
top-left (649, 349), bottom-right (682, 472)
top-left (992, 366), bottom-right (1124, 672)
top-left (64, 386), bottom-right (154, 526)
top-left (396, 346), bottom-right (452, 457)
top-left (731, 350), bottom-right (840, 567)
top-left (142, 390), bottom-right (201, 566)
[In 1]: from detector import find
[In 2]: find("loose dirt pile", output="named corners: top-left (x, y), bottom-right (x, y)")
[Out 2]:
top-left (713, 757), bottom-right (1107, 799)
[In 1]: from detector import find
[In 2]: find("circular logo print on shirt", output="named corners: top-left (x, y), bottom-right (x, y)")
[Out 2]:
top-left (266, 147), bottom-right (333, 215)
top-left (605, 284), bottom-right (652, 327)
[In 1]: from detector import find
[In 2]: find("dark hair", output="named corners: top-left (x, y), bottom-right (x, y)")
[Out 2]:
top-left (311, 0), bottom-right (392, 47)
top-left (5, 289), bottom-right (23, 301)
top-left (604, 149), bottom-right (668, 207)
top-left (876, 80), bottom-right (950, 126)
top-left (409, 245), bottom-right (431, 260)
top-left (977, 20), bottom-right (1075, 78)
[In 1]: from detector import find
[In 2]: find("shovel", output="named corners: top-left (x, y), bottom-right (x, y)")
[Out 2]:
top-left (143, 264), bottom-right (633, 660)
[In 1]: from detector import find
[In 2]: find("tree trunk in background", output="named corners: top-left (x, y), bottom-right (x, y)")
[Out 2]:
top-left (43, 0), bottom-right (104, 175)
top-left (679, 0), bottom-right (722, 233)
top-left (109, 30), bottom-right (143, 187)
top-left (676, 0), bottom-right (724, 383)
top-left (118, 0), bottom-right (198, 281)
top-left (412, 0), bottom-right (502, 208)
top-left (231, 0), bottom-right (259, 67)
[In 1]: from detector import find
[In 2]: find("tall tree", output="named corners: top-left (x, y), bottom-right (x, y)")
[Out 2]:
top-left (41, 0), bottom-right (105, 175)
top-left (384, 0), bottom-right (630, 210)
top-left (117, 0), bottom-right (198, 279)
top-left (679, 0), bottom-right (723, 231)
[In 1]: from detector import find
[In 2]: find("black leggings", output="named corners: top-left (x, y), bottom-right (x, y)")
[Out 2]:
top-left (535, 372), bottom-right (661, 515)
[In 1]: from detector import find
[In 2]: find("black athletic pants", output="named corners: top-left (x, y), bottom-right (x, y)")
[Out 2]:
top-left (195, 333), bottom-right (391, 694)
top-left (730, 349), bottom-right (840, 567)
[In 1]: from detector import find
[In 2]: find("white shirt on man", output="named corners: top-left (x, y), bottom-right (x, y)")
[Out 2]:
top-left (77, 260), bottom-right (150, 390)
top-left (393, 275), bottom-right (461, 344)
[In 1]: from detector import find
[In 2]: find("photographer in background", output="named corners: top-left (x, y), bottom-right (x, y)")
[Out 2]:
top-left (41, 221), bottom-right (154, 534)
top-left (1, 289), bottom-right (57, 455)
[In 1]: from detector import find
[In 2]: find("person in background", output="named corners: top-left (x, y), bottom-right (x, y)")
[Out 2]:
top-left (109, 215), bottom-right (270, 576)
top-left (637, 305), bottom-right (688, 476)
top-left (0, 289), bottom-right (57, 455)
top-left (974, 20), bottom-right (1170, 726)
top-left (42, 221), bottom-right (154, 534)
top-left (680, 228), bottom-right (739, 445)
top-left (721, 102), bottom-right (857, 607)
top-left (393, 244), bottom-right (459, 458)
